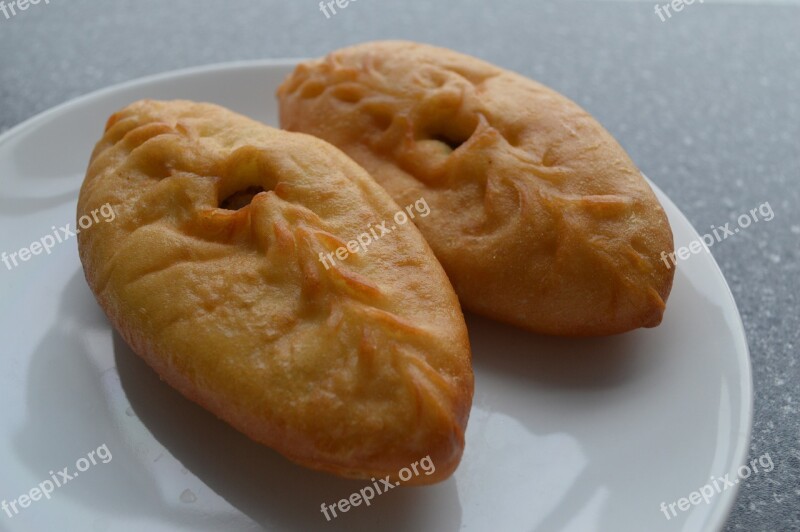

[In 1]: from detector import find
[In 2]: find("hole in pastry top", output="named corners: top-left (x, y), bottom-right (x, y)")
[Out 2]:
top-left (419, 114), bottom-right (479, 153)
top-left (219, 186), bottom-right (267, 211)
top-left (216, 146), bottom-right (279, 211)
top-left (430, 132), bottom-right (466, 152)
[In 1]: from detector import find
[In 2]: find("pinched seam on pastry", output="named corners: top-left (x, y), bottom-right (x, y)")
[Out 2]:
top-left (281, 51), bottom-right (640, 203)
top-left (94, 113), bottom-right (446, 349)
top-left (78, 100), bottom-right (472, 480)
top-left (277, 42), bottom-right (675, 334)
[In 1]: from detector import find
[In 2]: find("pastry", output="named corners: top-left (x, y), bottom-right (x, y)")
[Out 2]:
top-left (77, 99), bottom-right (473, 483)
top-left (277, 41), bottom-right (675, 336)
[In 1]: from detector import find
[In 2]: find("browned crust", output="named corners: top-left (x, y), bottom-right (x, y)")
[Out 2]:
top-left (78, 99), bottom-right (473, 484)
top-left (277, 41), bottom-right (676, 336)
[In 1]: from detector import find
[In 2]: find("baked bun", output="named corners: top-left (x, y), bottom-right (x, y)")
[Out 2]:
top-left (277, 41), bottom-right (675, 336)
top-left (77, 99), bottom-right (473, 483)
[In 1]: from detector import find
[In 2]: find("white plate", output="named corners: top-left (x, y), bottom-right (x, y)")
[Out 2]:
top-left (0, 61), bottom-right (752, 532)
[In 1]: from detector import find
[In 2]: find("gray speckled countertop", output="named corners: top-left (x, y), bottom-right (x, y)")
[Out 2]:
top-left (1, 0), bottom-right (798, 530)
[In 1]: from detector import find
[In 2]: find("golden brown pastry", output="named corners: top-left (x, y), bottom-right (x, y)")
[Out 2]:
top-left (77, 99), bottom-right (473, 484)
top-left (277, 41), bottom-right (675, 336)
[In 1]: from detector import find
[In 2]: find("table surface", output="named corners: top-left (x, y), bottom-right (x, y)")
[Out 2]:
top-left (1, 1), bottom-right (798, 530)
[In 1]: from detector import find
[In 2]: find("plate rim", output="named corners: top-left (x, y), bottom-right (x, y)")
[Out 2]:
top-left (0, 58), bottom-right (301, 148)
top-left (645, 177), bottom-right (754, 531)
